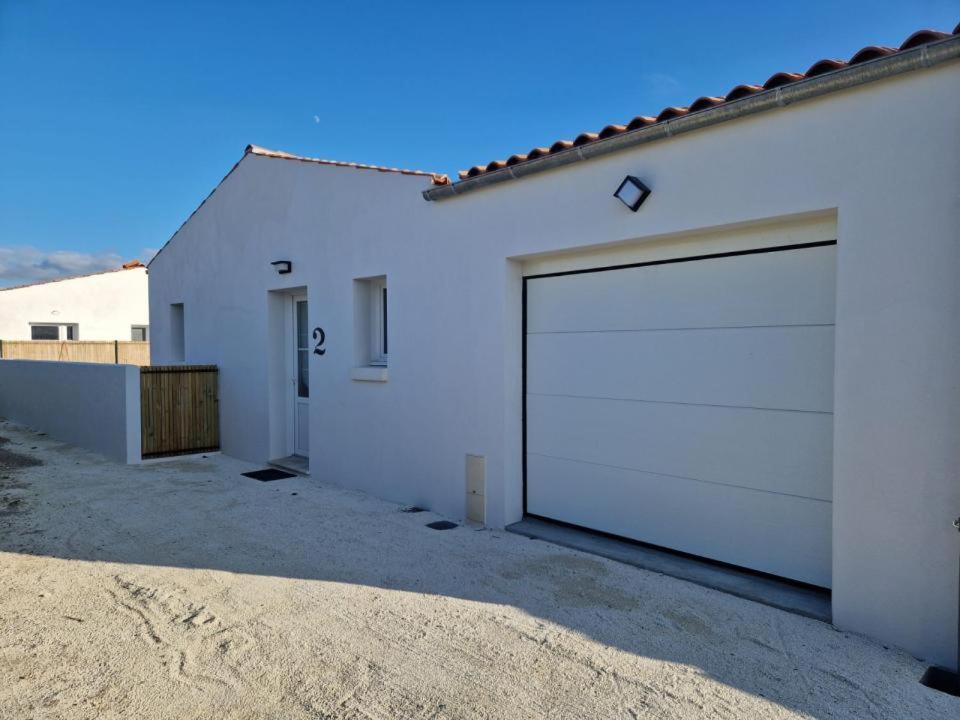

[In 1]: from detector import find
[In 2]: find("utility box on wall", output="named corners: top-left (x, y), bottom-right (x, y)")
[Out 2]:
top-left (466, 454), bottom-right (485, 524)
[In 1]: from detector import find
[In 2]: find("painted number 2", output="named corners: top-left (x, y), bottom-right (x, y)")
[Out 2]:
top-left (312, 327), bottom-right (326, 356)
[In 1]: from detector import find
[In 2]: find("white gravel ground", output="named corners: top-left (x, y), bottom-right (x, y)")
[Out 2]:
top-left (0, 419), bottom-right (956, 719)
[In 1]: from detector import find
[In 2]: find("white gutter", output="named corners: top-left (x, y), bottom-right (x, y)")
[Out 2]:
top-left (424, 34), bottom-right (960, 202)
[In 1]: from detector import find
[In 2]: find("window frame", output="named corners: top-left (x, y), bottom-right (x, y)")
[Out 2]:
top-left (29, 323), bottom-right (77, 340)
top-left (131, 325), bottom-right (149, 342)
top-left (369, 278), bottom-right (388, 366)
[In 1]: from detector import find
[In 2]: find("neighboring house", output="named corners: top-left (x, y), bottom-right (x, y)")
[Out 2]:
top-left (0, 261), bottom-right (149, 341)
top-left (149, 26), bottom-right (960, 669)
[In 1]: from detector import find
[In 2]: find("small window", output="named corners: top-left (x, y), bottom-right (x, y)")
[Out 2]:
top-left (131, 325), bottom-right (149, 342)
top-left (170, 304), bottom-right (185, 362)
top-left (29, 323), bottom-right (76, 340)
top-left (31, 325), bottom-right (59, 340)
top-left (353, 275), bottom-right (388, 373)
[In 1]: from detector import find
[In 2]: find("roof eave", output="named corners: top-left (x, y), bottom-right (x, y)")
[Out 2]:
top-left (424, 34), bottom-right (960, 202)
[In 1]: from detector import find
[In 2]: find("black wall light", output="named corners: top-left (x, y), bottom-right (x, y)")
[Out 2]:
top-left (614, 176), bottom-right (651, 212)
top-left (271, 260), bottom-right (292, 274)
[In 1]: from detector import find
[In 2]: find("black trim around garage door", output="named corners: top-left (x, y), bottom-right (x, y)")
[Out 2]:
top-left (520, 238), bottom-right (838, 575)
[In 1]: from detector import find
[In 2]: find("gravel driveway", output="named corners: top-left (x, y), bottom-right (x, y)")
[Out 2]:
top-left (0, 419), bottom-right (954, 719)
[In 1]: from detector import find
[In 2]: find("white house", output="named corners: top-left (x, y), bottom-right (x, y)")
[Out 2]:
top-left (148, 26), bottom-right (960, 669)
top-left (0, 261), bottom-right (150, 341)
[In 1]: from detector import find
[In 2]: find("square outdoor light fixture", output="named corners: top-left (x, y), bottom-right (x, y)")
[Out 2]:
top-left (614, 175), bottom-right (651, 212)
top-left (271, 260), bottom-right (292, 274)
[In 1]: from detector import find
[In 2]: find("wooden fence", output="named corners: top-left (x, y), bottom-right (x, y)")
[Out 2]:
top-left (140, 365), bottom-right (219, 459)
top-left (0, 340), bottom-right (150, 366)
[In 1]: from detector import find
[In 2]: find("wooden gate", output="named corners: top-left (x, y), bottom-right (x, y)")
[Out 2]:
top-left (140, 365), bottom-right (219, 458)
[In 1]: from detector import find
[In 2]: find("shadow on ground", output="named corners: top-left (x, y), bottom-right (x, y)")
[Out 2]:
top-left (0, 421), bottom-right (953, 719)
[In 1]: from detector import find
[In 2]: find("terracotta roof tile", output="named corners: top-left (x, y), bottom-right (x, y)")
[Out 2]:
top-left (246, 145), bottom-right (449, 185)
top-left (848, 46), bottom-right (897, 65)
top-left (626, 115), bottom-right (656, 130)
top-left (598, 124), bottom-right (627, 138)
top-left (656, 106), bottom-right (689, 122)
top-left (900, 29), bottom-right (950, 49)
top-left (762, 71), bottom-right (805, 90)
top-left (725, 84), bottom-right (763, 101)
top-left (458, 25), bottom-right (959, 181)
top-left (804, 58), bottom-right (848, 77)
top-left (688, 96), bottom-right (726, 112)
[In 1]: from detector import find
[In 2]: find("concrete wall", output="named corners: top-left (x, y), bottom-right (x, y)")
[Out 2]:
top-left (149, 59), bottom-right (960, 668)
top-left (0, 360), bottom-right (141, 463)
top-left (0, 267), bottom-right (149, 340)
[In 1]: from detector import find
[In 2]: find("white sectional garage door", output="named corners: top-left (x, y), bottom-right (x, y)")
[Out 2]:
top-left (524, 242), bottom-right (836, 588)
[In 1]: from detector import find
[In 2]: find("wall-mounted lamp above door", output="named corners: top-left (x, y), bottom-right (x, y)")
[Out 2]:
top-left (271, 260), bottom-right (292, 274)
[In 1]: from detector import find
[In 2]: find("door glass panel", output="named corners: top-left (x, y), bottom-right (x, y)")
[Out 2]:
top-left (296, 300), bottom-right (309, 398)
top-left (297, 350), bottom-right (309, 398)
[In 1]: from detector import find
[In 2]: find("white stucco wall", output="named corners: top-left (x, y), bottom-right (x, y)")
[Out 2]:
top-left (0, 360), bottom-right (141, 463)
top-left (149, 59), bottom-right (960, 668)
top-left (0, 266), bottom-right (149, 341)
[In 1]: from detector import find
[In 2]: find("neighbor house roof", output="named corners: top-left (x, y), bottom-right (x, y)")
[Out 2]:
top-left (0, 261), bottom-right (144, 293)
top-left (425, 24), bottom-right (960, 200)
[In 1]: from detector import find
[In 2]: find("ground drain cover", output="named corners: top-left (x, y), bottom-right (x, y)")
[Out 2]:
top-left (242, 468), bottom-right (297, 482)
top-left (426, 520), bottom-right (457, 530)
top-left (400, 506), bottom-right (425, 513)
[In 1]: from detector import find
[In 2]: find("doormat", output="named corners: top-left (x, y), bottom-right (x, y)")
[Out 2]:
top-left (400, 506), bottom-right (426, 513)
top-left (242, 468), bottom-right (297, 482)
top-left (426, 520), bottom-right (457, 530)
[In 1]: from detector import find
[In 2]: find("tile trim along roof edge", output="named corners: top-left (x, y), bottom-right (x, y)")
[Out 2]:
top-left (424, 27), bottom-right (960, 202)
top-left (148, 145), bottom-right (447, 267)
top-left (0, 261), bottom-right (145, 293)
top-left (246, 145), bottom-right (449, 185)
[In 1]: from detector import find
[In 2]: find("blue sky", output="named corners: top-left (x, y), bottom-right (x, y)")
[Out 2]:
top-left (0, 0), bottom-right (956, 287)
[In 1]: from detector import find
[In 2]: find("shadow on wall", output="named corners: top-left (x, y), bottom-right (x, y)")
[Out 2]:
top-left (0, 422), bottom-right (948, 718)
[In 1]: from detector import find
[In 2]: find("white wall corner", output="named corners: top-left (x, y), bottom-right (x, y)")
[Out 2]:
top-left (123, 364), bottom-right (142, 464)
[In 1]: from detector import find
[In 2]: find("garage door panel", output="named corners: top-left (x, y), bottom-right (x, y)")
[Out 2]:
top-left (526, 453), bottom-right (832, 588)
top-left (527, 325), bottom-right (835, 413)
top-left (526, 244), bottom-right (836, 333)
top-left (527, 393), bottom-right (833, 501)
top-left (525, 242), bottom-right (836, 587)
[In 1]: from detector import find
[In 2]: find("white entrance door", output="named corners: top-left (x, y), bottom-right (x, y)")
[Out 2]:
top-left (292, 295), bottom-right (309, 457)
top-left (525, 242), bottom-right (836, 587)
